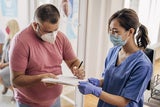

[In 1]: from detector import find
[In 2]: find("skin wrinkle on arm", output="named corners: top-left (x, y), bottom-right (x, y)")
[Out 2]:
top-left (65, 58), bottom-right (85, 79)
top-left (65, 58), bottom-right (80, 72)
top-left (99, 91), bottom-right (130, 107)
top-left (95, 79), bottom-right (129, 106)
top-left (12, 59), bottom-right (84, 88)
top-left (11, 70), bottom-right (57, 88)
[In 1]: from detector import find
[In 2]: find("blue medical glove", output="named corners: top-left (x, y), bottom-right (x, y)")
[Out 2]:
top-left (78, 81), bottom-right (102, 97)
top-left (88, 78), bottom-right (100, 87)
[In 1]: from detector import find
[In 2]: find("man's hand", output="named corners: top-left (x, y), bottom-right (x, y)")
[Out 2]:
top-left (72, 66), bottom-right (85, 79)
top-left (41, 73), bottom-right (58, 87)
top-left (40, 73), bottom-right (57, 79)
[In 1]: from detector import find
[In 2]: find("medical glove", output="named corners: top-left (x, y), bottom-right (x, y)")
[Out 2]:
top-left (88, 78), bottom-right (100, 87)
top-left (78, 81), bottom-right (102, 97)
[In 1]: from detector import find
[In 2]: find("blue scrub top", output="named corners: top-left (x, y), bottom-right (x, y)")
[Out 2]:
top-left (98, 46), bottom-right (152, 107)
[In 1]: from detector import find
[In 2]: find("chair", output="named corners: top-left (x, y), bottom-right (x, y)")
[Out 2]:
top-left (144, 48), bottom-right (154, 90)
top-left (144, 48), bottom-right (160, 102)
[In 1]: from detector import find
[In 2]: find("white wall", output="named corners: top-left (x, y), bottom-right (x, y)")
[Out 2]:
top-left (0, 0), bottom-right (29, 31)
top-left (84, 0), bottom-right (124, 78)
top-left (17, 0), bottom-right (29, 29)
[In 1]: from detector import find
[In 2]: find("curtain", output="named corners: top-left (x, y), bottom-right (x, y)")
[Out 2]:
top-left (139, 0), bottom-right (160, 45)
top-left (84, 0), bottom-right (124, 78)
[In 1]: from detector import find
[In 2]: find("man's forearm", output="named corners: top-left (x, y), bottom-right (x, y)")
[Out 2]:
top-left (12, 74), bottom-right (42, 88)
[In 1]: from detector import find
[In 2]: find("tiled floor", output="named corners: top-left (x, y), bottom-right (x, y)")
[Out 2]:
top-left (0, 86), bottom-right (16, 107)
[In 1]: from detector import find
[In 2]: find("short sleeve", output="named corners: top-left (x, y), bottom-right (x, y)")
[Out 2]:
top-left (121, 64), bottom-right (152, 102)
top-left (61, 34), bottom-right (76, 61)
top-left (9, 36), bottom-right (29, 72)
top-left (102, 46), bottom-right (120, 77)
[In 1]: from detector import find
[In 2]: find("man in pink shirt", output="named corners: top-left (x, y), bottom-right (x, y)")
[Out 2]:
top-left (9, 4), bottom-right (85, 107)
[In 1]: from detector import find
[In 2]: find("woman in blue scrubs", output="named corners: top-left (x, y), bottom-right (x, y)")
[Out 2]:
top-left (78, 8), bottom-right (152, 107)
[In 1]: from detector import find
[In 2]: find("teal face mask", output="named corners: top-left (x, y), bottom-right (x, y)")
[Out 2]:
top-left (110, 34), bottom-right (127, 46)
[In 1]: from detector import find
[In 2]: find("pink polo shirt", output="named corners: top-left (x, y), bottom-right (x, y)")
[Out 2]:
top-left (9, 25), bottom-right (76, 107)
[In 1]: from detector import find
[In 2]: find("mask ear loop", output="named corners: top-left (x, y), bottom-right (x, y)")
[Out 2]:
top-left (36, 23), bottom-right (40, 32)
top-left (35, 23), bottom-right (42, 39)
top-left (53, 30), bottom-right (58, 38)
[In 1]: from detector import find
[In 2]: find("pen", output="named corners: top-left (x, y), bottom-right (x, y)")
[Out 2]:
top-left (78, 61), bottom-right (83, 69)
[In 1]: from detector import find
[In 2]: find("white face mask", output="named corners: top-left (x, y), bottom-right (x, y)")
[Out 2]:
top-left (35, 23), bottom-right (58, 44)
top-left (41, 31), bottom-right (58, 44)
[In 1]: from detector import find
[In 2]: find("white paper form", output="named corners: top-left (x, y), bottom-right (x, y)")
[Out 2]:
top-left (41, 75), bottom-right (86, 86)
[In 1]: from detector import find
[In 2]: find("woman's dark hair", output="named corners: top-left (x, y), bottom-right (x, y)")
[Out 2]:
top-left (34, 4), bottom-right (60, 24)
top-left (108, 8), bottom-right (150, 49)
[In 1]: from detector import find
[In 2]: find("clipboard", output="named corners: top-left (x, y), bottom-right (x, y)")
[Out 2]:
top-left (41, 75), bottom-right (85, 86)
